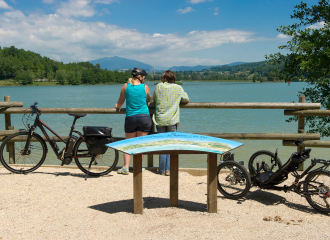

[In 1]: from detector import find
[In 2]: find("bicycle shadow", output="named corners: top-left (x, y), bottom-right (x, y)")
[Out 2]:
top-left (24, 170), bottom-right (116, 179)
top-left (89, 197), bottom-right (207, 214)
top-left (239, 189), bottom-right (325, 215)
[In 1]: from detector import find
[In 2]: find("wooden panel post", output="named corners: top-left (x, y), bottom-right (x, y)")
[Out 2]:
top-left (170, 153), bottom-right (179, 207)
top-left (7, 126), bottom-right (15, 164)
top-left (207, 153), bottom-right (218, 213)
top-left (148, 114), bottom-right (154, 167)
top-left (298, 96), bottom-right (305, 171)
top-left (133, 154), bottom-right (143, 214)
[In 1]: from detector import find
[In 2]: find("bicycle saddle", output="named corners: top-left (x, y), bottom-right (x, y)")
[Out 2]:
top-left (69, 113), bottom-right (87, 118)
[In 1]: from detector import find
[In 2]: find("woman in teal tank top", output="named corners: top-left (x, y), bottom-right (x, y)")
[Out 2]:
top-left (114, 68), bottom-right (152, 175)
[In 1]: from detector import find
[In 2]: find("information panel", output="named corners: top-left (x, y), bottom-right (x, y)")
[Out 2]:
top-left (107, 132), bottom-right (243, 155)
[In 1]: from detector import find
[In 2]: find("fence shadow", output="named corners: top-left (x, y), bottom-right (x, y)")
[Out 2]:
top-left (89, 197), bottom-right (207, 214)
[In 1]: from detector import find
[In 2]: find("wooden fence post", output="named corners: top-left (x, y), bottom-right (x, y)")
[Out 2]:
top-left (4, 96), bottom-right (11, 130)
top-left (298, 95), bottom-right (305, 171)
top-left (4, 96), bottom-right (14, 156)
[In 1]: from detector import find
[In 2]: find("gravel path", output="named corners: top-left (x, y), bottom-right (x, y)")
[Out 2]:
top-left (0, 167), bottom-right (329, 239)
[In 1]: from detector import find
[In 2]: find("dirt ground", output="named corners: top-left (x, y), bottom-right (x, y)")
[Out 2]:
top-left (0, 167), bottom-right (329, 240)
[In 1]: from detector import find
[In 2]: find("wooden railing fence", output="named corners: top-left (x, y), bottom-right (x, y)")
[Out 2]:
top-left (1, 95), bottom-right (329, 169)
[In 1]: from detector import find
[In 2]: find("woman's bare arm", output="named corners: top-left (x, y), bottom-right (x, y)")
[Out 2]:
top-left (115, 83), bottom-right (127, 109)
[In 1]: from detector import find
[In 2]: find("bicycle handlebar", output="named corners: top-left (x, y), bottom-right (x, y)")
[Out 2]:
top-left (30, 102), bottom-right (40, 116)
top-left (312, 158), bottom-right (330, 165)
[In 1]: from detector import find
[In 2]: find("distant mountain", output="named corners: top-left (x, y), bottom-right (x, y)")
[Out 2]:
top-left (88, 56), bottom-right (153, 71)
top-left (169, 62), bottom-right (248, 71)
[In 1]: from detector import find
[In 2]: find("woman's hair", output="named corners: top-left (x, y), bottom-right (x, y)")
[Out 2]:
top-left (128, 75), bottom-right (143, 84)
top-left (163, 70), bottom-right (176, 83)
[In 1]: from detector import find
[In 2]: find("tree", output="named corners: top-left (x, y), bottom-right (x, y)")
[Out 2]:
top-left (266, 0), bottom-right (330, 137)
top-left (56, 70), bottom-right (66, 85)
top-left (16, 71), bottom-right (32, 85)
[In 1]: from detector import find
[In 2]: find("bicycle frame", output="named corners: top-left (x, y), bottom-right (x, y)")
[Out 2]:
top-left (256, 157), bottom-right (330, 194)
top-left (24, 113), bottom-right (84, 160)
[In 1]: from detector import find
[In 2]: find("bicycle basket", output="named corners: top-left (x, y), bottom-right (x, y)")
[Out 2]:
top-left (83, 126), bottom-right (113, 154)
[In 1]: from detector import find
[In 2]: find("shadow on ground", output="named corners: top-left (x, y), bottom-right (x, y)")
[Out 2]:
top-left (220, 188), bottom-right (325, 215)
top-left (0, 170), bottom-right (115, 179)
top-left (89, 197), bottom-right (207, 214)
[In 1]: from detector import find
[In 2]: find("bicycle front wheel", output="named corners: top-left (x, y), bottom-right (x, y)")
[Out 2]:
top-left (73, 137), bottom-right (119, 176)
top-left (217, 161), bottom-right (251, 199)
top-left (0, 132), bottom-right (47, 174)
top-left (304, 170), bottom-right (330, 213)
top-left (248, 150), bottom-right (282, 176)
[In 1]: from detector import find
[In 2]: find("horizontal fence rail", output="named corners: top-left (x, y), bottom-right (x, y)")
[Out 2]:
top-left (0, 102), bottom-right (321, 115)
top-left (283, 140), bottom-right (330, 148)
top-left (0, 131), bottom-right (320, 142)
top-left (285, 110), bottom-right (330, 116)
top-left (0, 102), bottom-right (24, 108)
top-left (196, 133), bottom-right (320, 140)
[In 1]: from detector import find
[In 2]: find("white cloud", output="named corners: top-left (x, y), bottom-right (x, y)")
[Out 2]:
top-left (0, 0), bottom-right (12, 9)
top-left (0, 8), bottom-right (258, 66)
top-left (277, 33), bottom-right (290, 39)
top-left (177, 7), bottom-right (195, 14)
top-left (307, 21), bottom-right (327, 29)
top-left (56, 0), bottom-right (95, 17)
top-left (187, 0), bottom-right (213, 4)
top-left (212, 7), bottom-right (219, 15)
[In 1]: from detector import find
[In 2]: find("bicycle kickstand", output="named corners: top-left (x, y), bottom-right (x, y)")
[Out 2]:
top-left (84, 157), bottom-right (96, 181)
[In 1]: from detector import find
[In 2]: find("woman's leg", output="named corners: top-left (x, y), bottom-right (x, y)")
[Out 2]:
top-left (123, 132), bottom-right (137, 168)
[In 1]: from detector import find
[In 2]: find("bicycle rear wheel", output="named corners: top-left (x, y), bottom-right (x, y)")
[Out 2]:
top-left (304, 170), bottom-right (330, 213)
top-left (0, 132), bottom-right (47, 174)
top-left (217, 161), bottom-right (251, 199)
top-left (73, 137), bottom-right (119, 176)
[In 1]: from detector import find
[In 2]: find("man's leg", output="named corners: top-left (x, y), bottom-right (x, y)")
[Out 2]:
top-left (165, 125), bottom-right (177, 172)
top-left (156, 125), bottom-right (168, 174)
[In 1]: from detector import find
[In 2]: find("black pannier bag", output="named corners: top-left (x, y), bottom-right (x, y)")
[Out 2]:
top-left (83, 126), bottom-right (113, 154)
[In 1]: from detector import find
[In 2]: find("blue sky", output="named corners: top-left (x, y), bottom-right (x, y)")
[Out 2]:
top-left (0, 0), bottom-right (321, 68)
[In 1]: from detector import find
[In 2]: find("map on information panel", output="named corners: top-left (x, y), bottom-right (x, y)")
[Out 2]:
top-left (106, 132), bottom-right (243, 155)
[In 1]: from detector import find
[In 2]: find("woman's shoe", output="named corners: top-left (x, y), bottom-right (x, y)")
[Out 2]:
top-left (165, 170), bottom-right (170, 176)
top-left (117, 167), bottom-right (129, 175)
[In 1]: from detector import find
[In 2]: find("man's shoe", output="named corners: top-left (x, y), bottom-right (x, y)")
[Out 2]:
top-left (165, 170), bottom-right (170, 176)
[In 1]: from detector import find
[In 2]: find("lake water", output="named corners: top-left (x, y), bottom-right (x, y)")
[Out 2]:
top-left (1, 82), bottom-right (328, 168)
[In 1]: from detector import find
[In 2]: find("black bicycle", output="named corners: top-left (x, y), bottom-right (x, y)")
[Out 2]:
top-left (0, 102), bottom-right (119, 176)
top-left (217, 139), bottom-right (330, 213)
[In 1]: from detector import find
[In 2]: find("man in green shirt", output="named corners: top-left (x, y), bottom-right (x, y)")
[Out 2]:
top-left (152, 70), bottom-right (189, 176)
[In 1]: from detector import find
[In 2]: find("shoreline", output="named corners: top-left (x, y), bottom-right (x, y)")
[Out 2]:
top-left (0, 79), bottom-right (295, 87)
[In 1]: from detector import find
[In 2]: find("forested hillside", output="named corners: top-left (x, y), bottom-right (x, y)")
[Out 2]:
top-left (0, 46), bottom-right (130, 85)
top-left (0, 46), bottom-right (290, 85)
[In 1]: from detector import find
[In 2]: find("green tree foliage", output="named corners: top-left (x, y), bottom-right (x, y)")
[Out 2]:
top-left (0, 46), bottom-right (131, 85)
top-left (15, 71), bottom-right (32, 85)
top-left (266, 0), bottom-right (330, 137)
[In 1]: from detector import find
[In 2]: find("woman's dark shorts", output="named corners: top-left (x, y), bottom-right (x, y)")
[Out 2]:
top-left (125, 114), bottom-right (152, 133)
